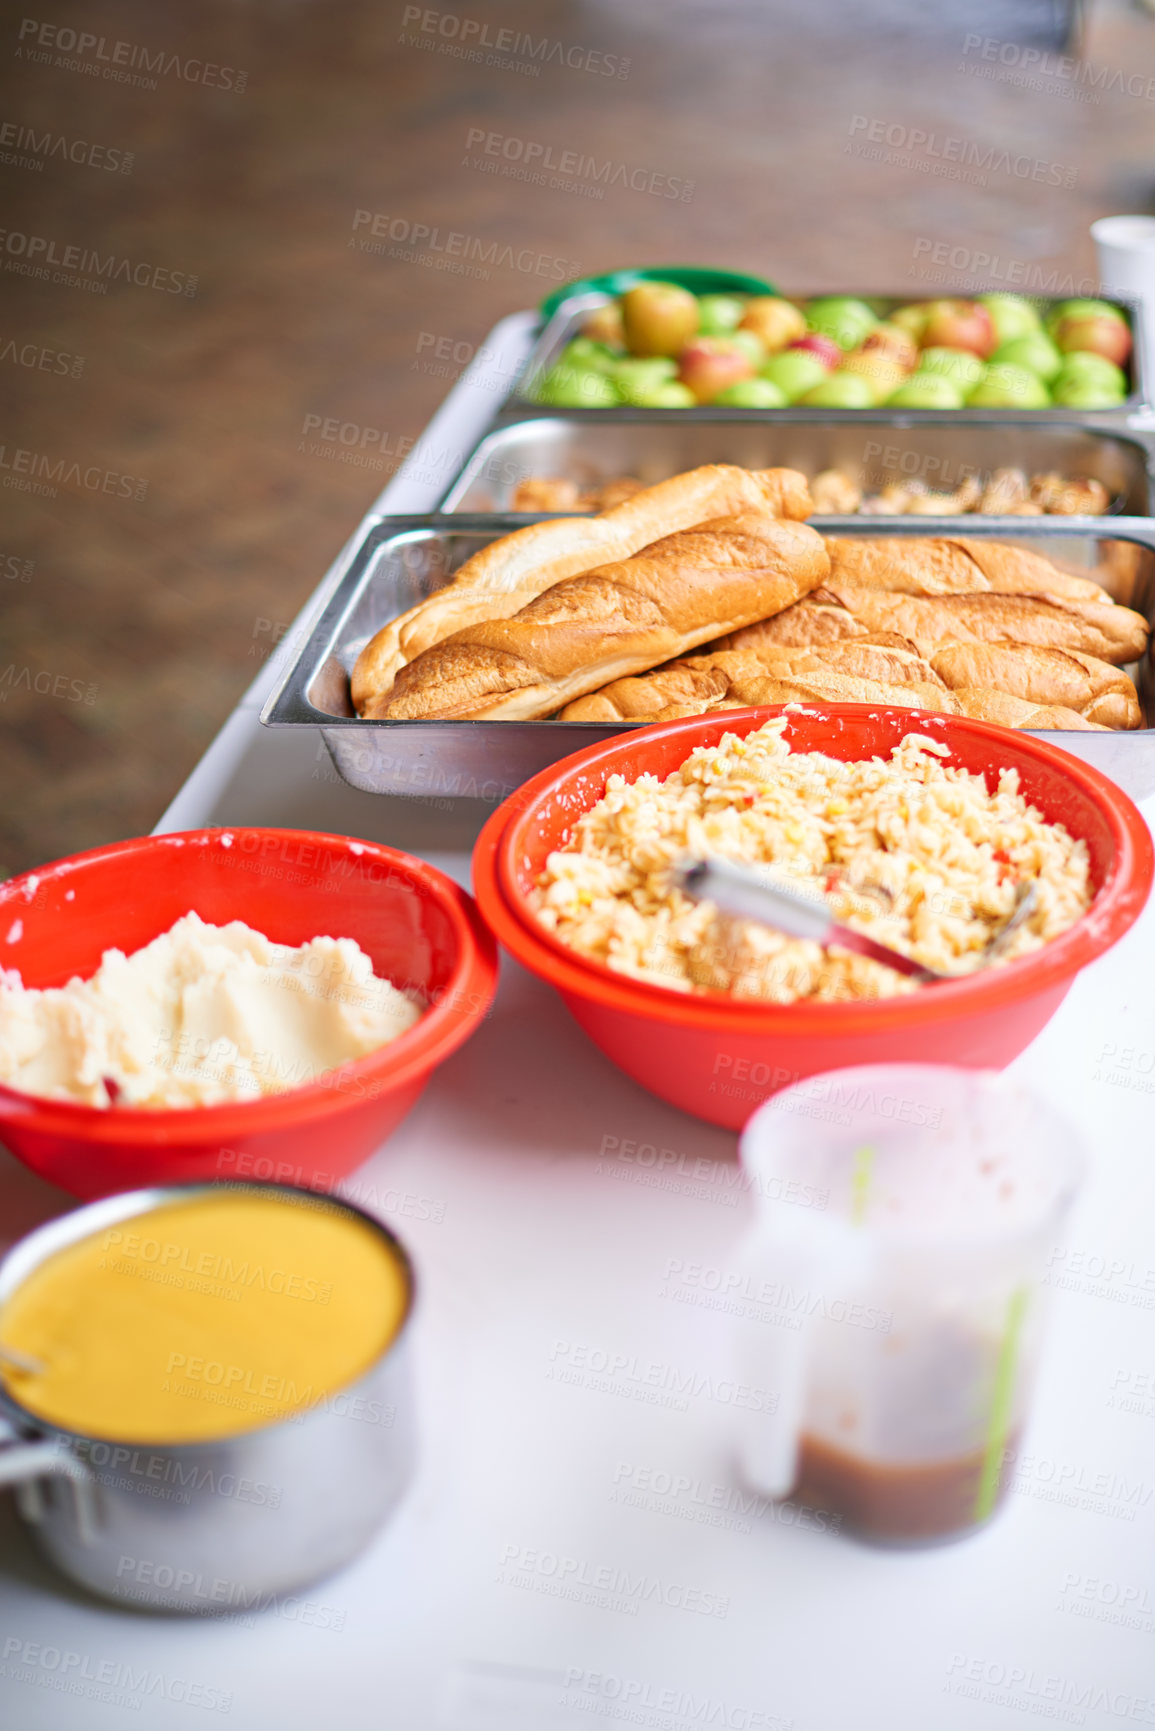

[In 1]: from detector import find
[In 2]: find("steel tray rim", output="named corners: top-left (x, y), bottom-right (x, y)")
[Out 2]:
top-left (262, 510), bottom-right (1155, 730)
top-left (435, 408), bottom-right (1155, 516)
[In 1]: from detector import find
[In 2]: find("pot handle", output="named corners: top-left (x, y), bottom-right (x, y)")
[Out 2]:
top-left (0, 1419), bottom-right (99, 1543)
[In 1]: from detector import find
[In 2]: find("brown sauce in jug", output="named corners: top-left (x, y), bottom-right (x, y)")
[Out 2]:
top-left (794, 1432), bottom-right (1019, 1541)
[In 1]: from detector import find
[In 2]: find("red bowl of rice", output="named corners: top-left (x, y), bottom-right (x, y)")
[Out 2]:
top-left (472, 705), bottom-right (1152, 1130)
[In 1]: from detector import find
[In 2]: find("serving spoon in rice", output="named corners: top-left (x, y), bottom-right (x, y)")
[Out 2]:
top-left (672, 857), bottom-right (1038, 985)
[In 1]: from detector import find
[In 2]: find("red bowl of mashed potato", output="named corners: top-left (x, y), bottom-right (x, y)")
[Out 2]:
top-left (0, 829), bottom-right (497, 1198)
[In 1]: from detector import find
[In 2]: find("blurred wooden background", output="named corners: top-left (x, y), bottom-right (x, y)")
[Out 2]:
top-left (2, 0), bottom-right (1154, 875)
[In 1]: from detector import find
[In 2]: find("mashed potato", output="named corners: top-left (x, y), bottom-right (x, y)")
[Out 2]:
top-left (531, 718), bottom-right (1092, 1002)
top-left (0, 912), bottom-right (422, 1107)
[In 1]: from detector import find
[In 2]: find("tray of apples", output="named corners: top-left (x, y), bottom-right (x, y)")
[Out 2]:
top-left (524, 281), bottom-right (1135, 414)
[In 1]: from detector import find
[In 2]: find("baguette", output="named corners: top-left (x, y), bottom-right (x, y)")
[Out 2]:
top-left (726, 670), bottom-right (960, 715)
top-left (375, 514), bottom-right (829, 721)
top-left (562, 645), bottom-right (946, 723)
top-left (718, 637), bottom-right (945, 690)
top-left (560, 637), bottom-right (946, 723)
top-left (566, 671), bottom-right (1105, 731)
top-left (560, 661), bottom-right (734, 722)
top-left (931, 643), bottom-right (1141, 729)
top-left (824, 536), bottom-right (1109, 604)
top-left (723, 586), bottom-right (1148, 666)
top-left (711, 588), bottom-right (873, 652)
top-left (351, 464), bottom-right (812, 714)
top-left (951, 689), bottom-right (1107, 731)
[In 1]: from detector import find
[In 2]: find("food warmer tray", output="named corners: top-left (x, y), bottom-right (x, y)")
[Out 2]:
top-left (439, 413), bottom-right (1153, 516)
top-left (262, 514), bottom-right (1155, 804)
top-left (510, 289), bottom-right (1148, 424)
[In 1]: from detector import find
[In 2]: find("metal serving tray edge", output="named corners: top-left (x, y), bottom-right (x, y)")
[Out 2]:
top-left (511, 289), bottom-right (1148, 422)
top-left (262, 514), bottom-right (1155, 805)
top-left (438, 413), bottom-right (1155, 516)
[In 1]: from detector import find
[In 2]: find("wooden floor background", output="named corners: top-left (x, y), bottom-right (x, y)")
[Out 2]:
top-left (2, 0), bottom-right (1154, 876)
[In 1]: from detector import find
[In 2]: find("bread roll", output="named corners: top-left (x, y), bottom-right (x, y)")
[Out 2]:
top-left (727, 637), bottom-right (946, 690)
top-left (725, 587), bottom-right (1147, 666)
top-left (931, 643), bottom-right (1141, 729)
top-left (351, 464), bottom-right (812, 713)
top-left (952, 689), bottom-right (1108, 731)
top-left (375, 514), bottom-right (829, 721)
top-left (561, 662), bottom-right (732, 722)
top-left (824, 536), bottom-right (1109, 604)
top-left (728, 670), bottom-right (960, 714)
top-left (562, 644), bottom-right (949, 724)
top-left (711, 589), bottom-right (872, 652)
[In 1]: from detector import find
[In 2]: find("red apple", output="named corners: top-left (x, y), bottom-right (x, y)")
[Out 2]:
top-left (1053, 313), bottom-right (1132, 368)
top-left (786, 334), bottom-right (841, 371)
top-left (739, 297), bottom-right (807, 353)
top-left (857, 323), bottom-right (919, 372)
top-left (676, 337), bottom-right (756, 403)
top-left (920, 298), bottom-right (995, 358)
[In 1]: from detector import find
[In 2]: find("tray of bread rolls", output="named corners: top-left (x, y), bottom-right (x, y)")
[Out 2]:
top-left (262, 462), bottom-right (1155, 802)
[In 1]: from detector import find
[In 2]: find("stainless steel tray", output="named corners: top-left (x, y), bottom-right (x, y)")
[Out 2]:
top-left (513, 289), bottom-right (1146, 420)
top-left (440, 414), bottom-right (1152, 516)
top-left (262, 515), bottom-right (1155, 803)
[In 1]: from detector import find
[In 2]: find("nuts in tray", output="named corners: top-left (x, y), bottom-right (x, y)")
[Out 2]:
top-left (350, 464), bottom-right (1148, 734)
top-left (510, 476), bottom-right (646, 513)
top-left (532, 286), bottom-right (1132, 411)
top-left (512, 468), bottom-right (1114, 518)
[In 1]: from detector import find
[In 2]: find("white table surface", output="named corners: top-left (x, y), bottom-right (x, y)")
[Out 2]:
top-left (3, 321), bottom-right (1155, 1729)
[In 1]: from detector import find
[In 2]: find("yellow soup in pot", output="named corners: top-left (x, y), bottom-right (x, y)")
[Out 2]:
top-left (0, 1191), bottom-right (409, 1443)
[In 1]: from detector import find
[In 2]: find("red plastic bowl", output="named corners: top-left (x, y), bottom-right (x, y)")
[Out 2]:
top-left (473, 706), bottom-right (1153, 1131)
top-left (0, 829), bottom-right (497, 1198)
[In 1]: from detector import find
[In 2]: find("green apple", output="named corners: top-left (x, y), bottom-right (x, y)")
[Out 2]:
top-left (612, 357), bottom-right (678, 403)
top-left (800, 371), bottom-right (875, 408)
top-left (1053, 352), bottom-right (1128, 394)
top-left (918, 347), bottom-right (987, 391)
top-left (1050, 376), bottom-right (1126, 409)
top-left (991, 334), bottom-right (1062, 383)
top-left (536, 363), bottom-right (620, 407)
top-left (557, 338), bottom-right (619, 373)
top-left (885, 372), bottom-right (965, 409)
top-left (631, 381), bottom-right (697, 407)
top-left (978, 293), bottom-right (1042, 344)
top-left (1044, 298), bottom-right (1127, 336)
top-left (1056, 349), bottom-right (1126, 379)
top-left (890, 302), bottom-right (931, 341)
top-left (761, 350), bottom-right (831, 401)
top-left (730, 329), bottom-right (767, 364)
top-left (713, 378), bottom-right (788, 407)
top-left (966, 364), bottom-right (1050, 408)
top-left (696, 294), bottom-right (746, 336)
top-left (805, 296), bottom-right (878, 350)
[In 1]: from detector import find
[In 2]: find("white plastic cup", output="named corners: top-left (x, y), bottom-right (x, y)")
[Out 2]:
top-left (1091, 215), bottom-right (1155, 401)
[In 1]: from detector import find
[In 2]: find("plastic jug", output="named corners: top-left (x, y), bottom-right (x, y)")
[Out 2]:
top-left (733, 1065), bottom-right (1085, 1545)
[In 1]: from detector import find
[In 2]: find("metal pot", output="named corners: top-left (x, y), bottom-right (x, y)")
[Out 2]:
top-left (0, 1184), bottom-right (416, 1613)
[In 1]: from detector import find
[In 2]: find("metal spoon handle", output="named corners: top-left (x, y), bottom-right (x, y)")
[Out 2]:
top-left (674, 857), bottom-right (834, 944)
top-left (672, 856), bottom-right (941, 982)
